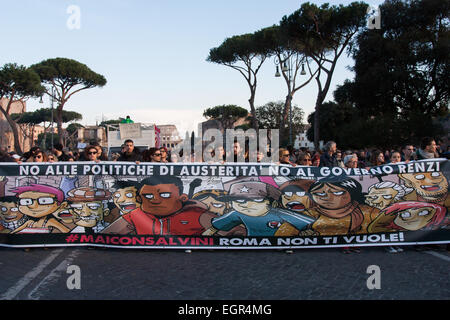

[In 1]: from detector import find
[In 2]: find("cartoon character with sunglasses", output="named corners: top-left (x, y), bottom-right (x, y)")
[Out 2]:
top-left (202, 181), bottom-right (315, 236)
top-left (10, 184), bottom-right (70, 234)
top-left (66, 187), bottom-right (111, 233)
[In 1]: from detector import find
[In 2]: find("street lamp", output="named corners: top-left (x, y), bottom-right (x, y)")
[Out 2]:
top-left (274, 56), bottom-right (294, 146)
top-left (274, 57), bottom-right (307, 146)
top-left (300, 63), bottom-right (307, 75)
top-left (275, 66), bottom-right (281, 78)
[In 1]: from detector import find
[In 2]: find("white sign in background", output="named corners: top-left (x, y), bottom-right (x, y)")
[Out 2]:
top-left (119, 123), bottom-right (142, 139)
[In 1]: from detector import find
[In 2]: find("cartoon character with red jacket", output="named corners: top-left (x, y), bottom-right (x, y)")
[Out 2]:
top-left (103, 176), bottom-right (216, 235)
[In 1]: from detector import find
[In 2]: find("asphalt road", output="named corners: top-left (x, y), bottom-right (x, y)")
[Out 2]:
top-left (1, 245), bottom-right (449, 302)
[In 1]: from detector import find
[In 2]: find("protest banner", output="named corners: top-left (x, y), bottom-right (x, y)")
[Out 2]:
top-left (0, 159), bottom-right (448, 249)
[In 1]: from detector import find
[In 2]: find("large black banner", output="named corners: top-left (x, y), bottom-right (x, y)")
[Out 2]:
top-left (0, 160), bottom-right (448, 248)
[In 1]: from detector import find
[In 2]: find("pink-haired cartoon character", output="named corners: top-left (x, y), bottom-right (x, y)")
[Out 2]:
top-left (368, 201), bottom-right (448, 233)
top-left (11, 184), bottom-right (70, 234)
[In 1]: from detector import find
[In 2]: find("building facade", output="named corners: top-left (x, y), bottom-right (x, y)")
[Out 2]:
top-left (158, 124), bottom-right (182, 151)
top-left (0, 98), bottom-right (38, 152)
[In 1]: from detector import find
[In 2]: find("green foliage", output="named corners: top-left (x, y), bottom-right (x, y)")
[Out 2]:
top-left (37, 132), bottom-right (60, 150)
top-left (203, 105), bottom-right (249, 130)
top-left (11, 108), bottom-right (82, 125)
top-left (30, 57), bottom-right (106, 146)
top-left (279, 1), bottom-right (369, 148)
top-left (256, 101), bottom-right (305, 147)
top-left (30, 58), bottom-right (106, 88)
top-left (0, 63), bottom-right (45, 100)
top-left (280, 2), bottom-right (368, 57)
top-left (207, 32), bottom-right (271, 130)
top-left (256, 101), bottom-right (304, 131)
top-left (351, 0), bottom-right (449, 118)
top-left (99, 119), bottom-right (122, 128)
top-left (207, 33), bottom-right (270, 64)
top-left (328, 0), bottom-right (450, 148)
top-left (66, 123), bottom-right (84, 135)
top-left (0, 63), bottom-right (45, 154)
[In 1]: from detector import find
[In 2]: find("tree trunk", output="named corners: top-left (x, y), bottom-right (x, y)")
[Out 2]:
top-left (279, 92), bottom-right (293, 147)
top-left (56, 106), bottom-right (64, 146)
top-left (314, 98), bottom-right (321, 151)
top-left (3, 113), bottom-right (23, 155)
top-left (248, 92), bottom-right (259, 132)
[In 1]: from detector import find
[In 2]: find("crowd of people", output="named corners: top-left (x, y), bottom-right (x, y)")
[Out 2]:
top-left (1, 136), bottom-right (448, 166)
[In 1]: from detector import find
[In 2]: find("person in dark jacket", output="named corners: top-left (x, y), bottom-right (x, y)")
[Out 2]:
top-left (319, 141), bottom-right (338, 167)
top-left (117, 139), bottom-right (141, 162)
top-left (52, 143), bottom-right (71, 162)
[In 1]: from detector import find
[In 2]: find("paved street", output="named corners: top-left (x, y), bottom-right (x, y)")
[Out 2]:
top-left (1, 245), bottom-right (449, 301)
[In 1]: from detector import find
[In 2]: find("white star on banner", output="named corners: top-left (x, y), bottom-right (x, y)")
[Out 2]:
top-left (239, 186), bottom-right (249, 193)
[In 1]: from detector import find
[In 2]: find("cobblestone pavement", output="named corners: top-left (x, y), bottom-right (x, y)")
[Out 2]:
top-left (0, 245), bottom-right (449, 300)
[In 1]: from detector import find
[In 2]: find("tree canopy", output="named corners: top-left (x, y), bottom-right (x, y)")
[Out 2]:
top-left (308, 0), bottom-right (449, 149)
top-left (280, 1), bottom-right (369, 149)
top-left (30, 58), bottom-right (106, 146)
top-left (207, 33), bottom-right (271, 130)
top-left (0, 63), bottom-right (44, 154)
top-left (11, 108), bottom-right (82, 125)
top-left (256, 101), bottom-right (305, 147)
top-left (203, 105), bottom-right (249, 131)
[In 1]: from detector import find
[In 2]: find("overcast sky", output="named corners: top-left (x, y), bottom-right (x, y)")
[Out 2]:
top-left (0, 0), bottom-right (383, 136)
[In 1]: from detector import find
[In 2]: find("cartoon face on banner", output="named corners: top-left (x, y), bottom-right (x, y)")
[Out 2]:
top-left (279, 179), bottom-right (314, 213)
top-left (365, 181), bottom-right (413, 210)
top-left (52, 207), bottom-right (75, 225)
top-left (15, 187), bottom-right (66, 219)
top-left (367, 201), bottom-right (447, 233)
top-left (193, 190), bottom-right (229, 216)
top-left (309, 178), bottom-right (363, 215)
top-left (220, 181), bottom-right (279, 217)
top-left (399, 172), bottom-right (448, 203)
top-left (67, 187), bottom-right (110, 228)
top-left (112, 180), bottom-right (141, 215)
top-left (0, 196), bottom-right (26, 231)
top-left (138, 177), bottom-right (189, 217)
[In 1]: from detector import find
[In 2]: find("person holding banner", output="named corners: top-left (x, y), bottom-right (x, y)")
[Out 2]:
top-left (159, 147), bottom-right (169, 163)
top-left (279, 148), bottom-right (296, 166)
top-left (31, 150), bottom-right (48, 162)
top-left (319, 141), bottom-right (338, 167)
top-left (416, 137), bottom-right (438, 160)
top-left (117, 139), bottom-right (142, 162)
top-left (370, 150), bottom-right (385, 167)
top-left (83, 145), bottom-right (102, 162)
